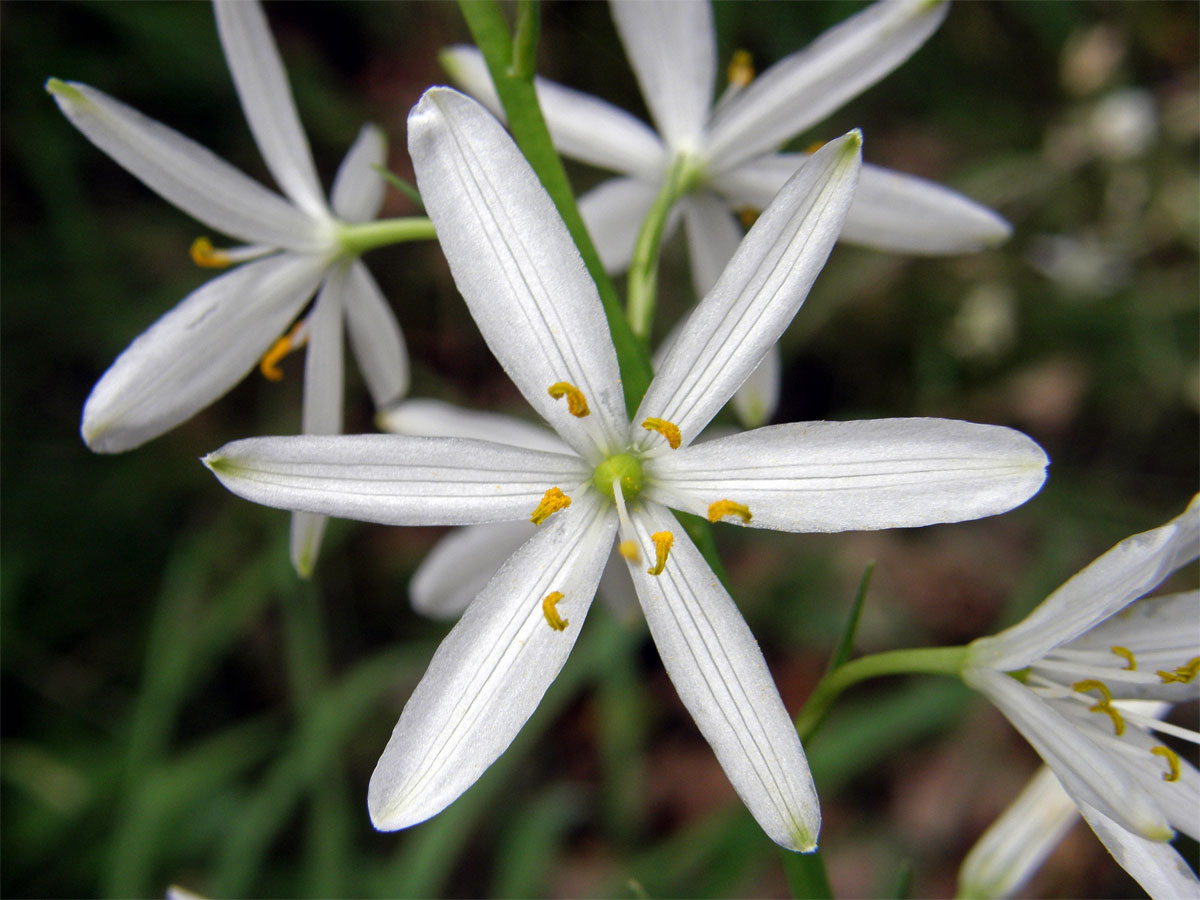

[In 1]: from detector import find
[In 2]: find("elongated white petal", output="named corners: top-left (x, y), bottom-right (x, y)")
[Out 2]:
top-left (610, 0), bottom-right (714, 151)
top-left (1110, 721), bottom-right (1200, 841)
top-left (290, 511), bottom-right (327, 579)
top-left (680, 191), bottom-right (744, 297)
top-left (717, 155), bottom-right (1012, 254)
top-left (1075, 797), bottom-right (1200, 900)
top-left (378, 398), bottom-right (570, 455)
top-left (634, 133), bottom-right (860, 449)
top-left (623, 500), bottom-right (819, 850)
top-left (408, 88), bottom-right (627, 461)
top-left (964, 668), bottom-right (1172, 841)
top-left (970, 496), bottom-right (1200, 672)
top-left (342, 261), bottom-right (409, 408)
top-left (302, 268), bottom-right (346, 437)
top-left (82, 254), bottom-right (326, 453)
top-left (369, 492), bottom-right (616, 829)
top-left (411, 521), bottom-right (535, 620)
top-left (958, 766), bottom-right (1079, 900)
top-left (203, 434), bottom-right (589, 526)
top-left (213, 0), bottom-right (326, 217)
top-left (578, 177), bottom-right (664, 275)
top-left (46, 79), bottom-right (321, 250)
top-left (646, 418), bottom-right (1047, 532)
top-left (440, 46), bottom-right (666, 179)
top-left (331, 124), bottom-right (387, 223)
top-left (730, 346), bottom-right (781, 430)
top-left (704, 0), bottom-right (949, 171)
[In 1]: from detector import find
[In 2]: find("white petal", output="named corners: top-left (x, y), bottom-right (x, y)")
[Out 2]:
top-left (331, 124), bottom-right (387, 223)
top-left (342, 261), bottom-right (409, 408)
top-left (635, 133), bottom-right (859, 449)
top-left (964, 668), bottom-right (1172, 841)
top-left (213, 0), bottom-right (327, 217)
top-left (704, 0), bottom-right (949, 171)
top-left (970, 496), bottom-right (1200, 672)
top-left (717, 155), bottom-right (1012, 254)
top-left (1076, 798), bottom-right (1200, 900)
top-left (624, 501), bottom-right (820, 851)
top-left (82, 254), bottom-right (326, 453)
top-left (730, 345), bottom-right (781, 430)
top-left (578, 177), bottom-right (663, 275)
top-left (368, 492), bottom-right (616, 829)
top-left (646, 418), bottom-right (1048, 532)
top-left (377, 398), bottom-right (570, 455)
top-left (440, 45), bottom-right (666, 179)
top-left (407, 88), bottom-right (627, 461)
top-left (958, 766), bottom-right (1079, 900)
top-left (411, 521), bottom-right (535, 620)
top-left (47, 79), bottom-right (321, 250)
top-left (680, 191), bottom-right (743, 297)
top-left (610, 0), bottom-right (715, 152)
top-left (289, 511), bottom-right (327, 579)
top-left (302, 268), bottom-right (346, 437)
top-left (203, 434), bottom-right (589, 526)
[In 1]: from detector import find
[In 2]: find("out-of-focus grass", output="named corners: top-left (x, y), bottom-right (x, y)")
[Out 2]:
top-left (2, 2), bottom-right (1196, 898)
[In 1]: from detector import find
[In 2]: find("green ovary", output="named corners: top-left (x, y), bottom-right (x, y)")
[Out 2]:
top-left (593, 453), bottom-right (643, 502)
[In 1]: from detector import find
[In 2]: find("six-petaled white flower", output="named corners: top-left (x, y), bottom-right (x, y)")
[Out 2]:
top-left (960, 495), bottom-right (1200, 899)
top-left (203, 88), bottom-right (1048, 850)
top-left (48, 0), bottom-right (410, 574)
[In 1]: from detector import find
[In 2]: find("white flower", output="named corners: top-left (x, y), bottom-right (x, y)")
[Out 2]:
top-left (48, 0), bottom-right (409, 574)
top-left (444, 0), bottom-right (1012, 290)
top-left (961, 495), bottom-right (1200, 899)
top-left (204, 88), bottom-right (1048, 850)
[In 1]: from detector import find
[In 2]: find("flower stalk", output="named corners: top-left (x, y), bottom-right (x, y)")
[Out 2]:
top-left (795, 645), bottom-right (969, 741)
top-left (336, 217), bottom-right (436, 256)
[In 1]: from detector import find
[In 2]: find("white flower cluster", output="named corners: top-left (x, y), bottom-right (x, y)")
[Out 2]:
top-left (50, 0), bottom-right (1195, 895)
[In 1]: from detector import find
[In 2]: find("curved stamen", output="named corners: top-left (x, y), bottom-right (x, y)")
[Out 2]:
top-left (707, 499), bottom-right (752, 525)
top-left (1151, 745), bottom-right (1181, 782)
top-left (530, 487), bottom-right (571, 525)
top-left (541, 592), bottom-right (568, 631)
top-left (548, 382), bottom-right (589, 417)
top-left (260, 319), bottom-right (309, 381)
top-left (641, 417), bottom-right (682, 449)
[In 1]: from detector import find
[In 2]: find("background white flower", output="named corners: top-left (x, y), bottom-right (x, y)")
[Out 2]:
top-left (48, 0), bottom-right (409, 574)
top-left (962, 495), bottom-right (1200, 899)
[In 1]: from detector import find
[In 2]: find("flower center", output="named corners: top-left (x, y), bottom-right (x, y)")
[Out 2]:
top-left (592, 453), bottom-right (643, 503)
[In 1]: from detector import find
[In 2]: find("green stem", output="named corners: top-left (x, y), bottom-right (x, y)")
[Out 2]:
top-left (626, 155), bottom-right (699, 341)
top-left (457, 0), bottom-right (653, 414)
top-left (337, 217), bottom-right (436, 256)
top-left (795, 646), bottom-right (968, 741)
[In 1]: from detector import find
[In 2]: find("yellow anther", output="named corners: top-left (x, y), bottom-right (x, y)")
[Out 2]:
top-left (530, 487), bottom-right (571, 525)
top-left (647, 531), bottom-right (674, 576)
top-left (548, 382), bottom-right (589, 417)
top-left (190, 236), bottom-right (233, 268)
top-left (1157, 656), bottom-right (1200, 684)
top-left (737, 207), bottom-right (760, 229)
top-left (259, 320), bottom-right (307, 382)
top-left (707, 499), bottom-right (752, 525)
top-left (1110, 646), bottom-right (1137, 670)
top-left (1151, 745), bottom-right (1181, 782)
top-left (641, 417), bottom-right (682, 449)
top-left (541, 591), bottom-right (568, 631)
top-left (728, 49), bottom-right (755, 87)
top-left (618, 540), bottom-right (640, 563)
top-left (1072, 680), bottom-right (1124, 735)
top-left (804, 139), bottom-right (827, 154)
top-left (1072, 679), bottom-right (1114, 704)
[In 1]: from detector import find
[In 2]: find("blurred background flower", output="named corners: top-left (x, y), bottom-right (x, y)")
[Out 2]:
top-left (2, 2), bottom-right (1196, 897)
